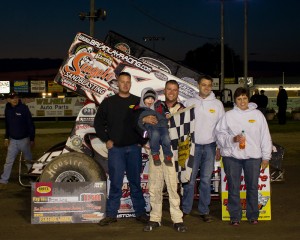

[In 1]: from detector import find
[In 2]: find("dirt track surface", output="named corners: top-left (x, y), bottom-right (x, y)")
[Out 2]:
top-left (0, 131), bottom-right (299, 240)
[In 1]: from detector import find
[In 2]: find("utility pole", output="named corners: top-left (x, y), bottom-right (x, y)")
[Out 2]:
top-left (79, 0), bottom-right (106, 37)
top-left (220, 0), bottom-right (225, 91)
top-left (90, 0), bottom-right (95, 37)
top-left (243, 0), bottom-right (248, 88)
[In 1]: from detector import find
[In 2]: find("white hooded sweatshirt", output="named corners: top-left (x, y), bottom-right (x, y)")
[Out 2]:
top-left (215, 102), bottom-right (272, 161)
top-left (184, 91), bottom-right (225, 144)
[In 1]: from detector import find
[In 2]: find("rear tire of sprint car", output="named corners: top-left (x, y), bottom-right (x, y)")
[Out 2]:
top-left (39, 152), bottom-right (106, 182)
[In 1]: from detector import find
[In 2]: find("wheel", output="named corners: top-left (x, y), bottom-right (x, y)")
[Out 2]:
top-left (39, 152), bottom-right (106, 182)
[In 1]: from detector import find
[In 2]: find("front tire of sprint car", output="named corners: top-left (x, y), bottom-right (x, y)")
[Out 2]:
top-left (39, 152), bottom-right (106, 182)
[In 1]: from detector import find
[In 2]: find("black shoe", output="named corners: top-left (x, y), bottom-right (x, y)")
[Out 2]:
top-left (182, 212), bottom-right (189, 219)
top-left (143, 221), bottom-right (161, 232)
top-left (98, 217), bottom-right (117, 226)
top-left (173, 222), bottom-right (187, 232)
top-left (200, 214), bottom-right (214, 223)
top-left (136, 213), bottom-right (150, 223)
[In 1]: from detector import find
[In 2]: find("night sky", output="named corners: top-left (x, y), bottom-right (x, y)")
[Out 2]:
top-left (1, 0), bottom-right (300, 62)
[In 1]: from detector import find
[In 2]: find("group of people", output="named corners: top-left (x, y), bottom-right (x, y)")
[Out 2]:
top-left (94, 72), bottom-right (273, 231)
top-left (249, 88), bottom-right (269, 116)
top-left (250, 86), bottom-right (289, 125)
top-left (0, 72), bottom-right (274, 230)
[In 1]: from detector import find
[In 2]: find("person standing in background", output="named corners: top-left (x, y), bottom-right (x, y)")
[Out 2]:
top-left (0, 92), bottom-right (35, 187)
top-left (259, 90), bottom-right (268, 116)
top-left (277, 86), bottom-right (288, 124)
top-left (250, 89), bottom-right (260, 107)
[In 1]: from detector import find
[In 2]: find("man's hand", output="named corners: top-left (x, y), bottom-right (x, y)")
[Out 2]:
top-left (142, 115), bottom-right (158, 125)
top-left (106, 140), bottom-right (114, 150)
top-left (261, 160), bottom-right (269, 170)
top-left (4, 139), bottom-right (9, 148)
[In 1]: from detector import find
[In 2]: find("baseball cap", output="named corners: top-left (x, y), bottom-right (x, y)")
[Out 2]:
top-left (8, 91), bottom-right (19, 99)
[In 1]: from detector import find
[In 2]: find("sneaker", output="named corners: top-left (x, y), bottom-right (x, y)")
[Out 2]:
top-left (164, 156), bottom-right (173, 166)
top-left (136, 213), bottom-right (150, 223)
top-left (152, 154), bottom-right (161, 166)
top-left (98, 217), bottom-right (117, 226)
top-left (249, 219), bottom-right (258, 225)
top-left (230, 220), bottom-right (240, 226)
top-left (143, 221), bottom-right (161, 232)
top-left (173, 222), bottom-right (187, 232)
top-left (200, 214), bottom-right (214, 223)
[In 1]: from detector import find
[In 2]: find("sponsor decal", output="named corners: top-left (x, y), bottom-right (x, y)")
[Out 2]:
top-left (223, 193), bottom-right (270, 211)
top-left (75, 124), bottom-right (91, 131)
top-left (78, 117), bottom-right (94, 123)
top-left (154, 71), bottom-right (168, 81)
top-left (114, 42), bottom-right (131, 55)
top-left (61, 79), bottom-right (77, 91)
top-left (35, 182), bottom-right (53, 197)
top-left (94, 51), bottom-right (113, 66)
top-left (178, 82), bottom-right (196, 99)
top-left (38, 216), bottom-right (73, 223)
top-left (139, 57), bottom-right (171, 74)
top-left (70, 135), bottom-right (83, 149)
top-left (82, 108), bottom-right (96, 115)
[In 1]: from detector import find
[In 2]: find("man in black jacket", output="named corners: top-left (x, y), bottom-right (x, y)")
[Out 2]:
top-left (277, 86), bottom-right (288, 124)
top-left (94, 72), bottom-right (152, 226)
top-left (0, 92), bottom-right (35, 186)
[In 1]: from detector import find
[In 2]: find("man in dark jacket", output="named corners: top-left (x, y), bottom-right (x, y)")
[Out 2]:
top-left (0, 92), bottom-right (35, 186)
top-left (277, 86), bottom-right (288, 124)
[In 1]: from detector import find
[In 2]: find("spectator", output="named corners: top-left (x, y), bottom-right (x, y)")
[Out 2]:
top-left (259, 90), bottom-right (268, 116)
top-left (277, 86), bottom-right (288, 124)
top-left (181, 75), bottom-right (225, 223)
top-left (250, 89), bottom-right (260, 107)
top-left (94, 72), bottom-right (149, 226)
top-left (216, 87), bottom-right (272, 226)
top-left (143, 80), bottom-right (187, 233)
top-left (0, 92), bottom-right (35, 187)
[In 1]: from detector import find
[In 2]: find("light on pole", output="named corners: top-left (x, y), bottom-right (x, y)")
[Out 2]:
top-left (143, 36), bottom-right (165, 51)
top-left (79, 0), bottom-right (107, 37)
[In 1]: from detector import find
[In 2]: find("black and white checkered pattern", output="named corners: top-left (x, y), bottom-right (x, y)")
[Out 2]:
top-left (169, 105), bottom-right (195, 183)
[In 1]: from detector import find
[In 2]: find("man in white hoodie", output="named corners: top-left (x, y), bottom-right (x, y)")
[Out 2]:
top-left (182, 75), bottom-right (225, 222)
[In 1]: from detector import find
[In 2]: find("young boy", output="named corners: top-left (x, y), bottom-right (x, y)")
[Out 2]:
top-left (137, 87), bottom-right (173, 166)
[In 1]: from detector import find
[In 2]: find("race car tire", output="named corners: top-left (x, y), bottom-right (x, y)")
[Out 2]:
top-left (39, 152), bottom-right (106, 182)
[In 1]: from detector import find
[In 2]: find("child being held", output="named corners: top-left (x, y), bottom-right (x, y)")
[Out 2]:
top-left (137, 87), bottom-right (173, 166)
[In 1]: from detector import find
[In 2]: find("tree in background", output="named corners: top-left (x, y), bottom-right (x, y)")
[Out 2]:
top-left (183, 43), bottom-right (242, 78)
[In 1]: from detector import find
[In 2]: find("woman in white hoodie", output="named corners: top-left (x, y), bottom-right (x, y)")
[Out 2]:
top-left (216, 87), bottom-right (272, 226)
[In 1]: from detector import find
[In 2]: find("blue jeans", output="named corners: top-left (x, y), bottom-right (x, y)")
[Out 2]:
top-left (106, 144), bottom-right (146, 218)
top-left (148, 126), bottom-right (173, 157)
top-left (223, 157), bottom-right (262, 221)
top-left (0, 137), bottom-right (32, 184)
top-left (182, 142), bottom-right (216, 215)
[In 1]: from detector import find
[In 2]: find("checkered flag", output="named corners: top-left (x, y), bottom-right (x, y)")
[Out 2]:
top-left (169, 105), bottom-right (195, 183)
